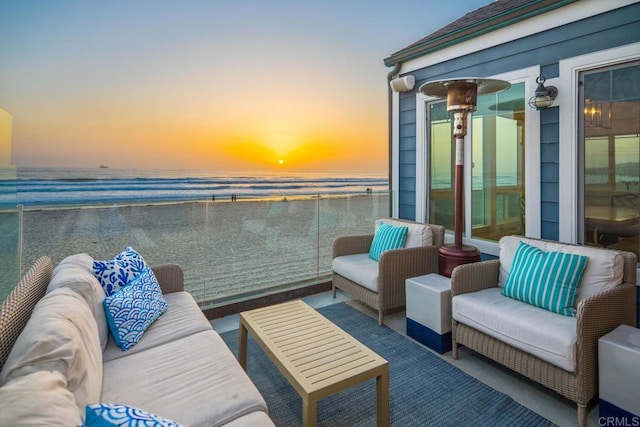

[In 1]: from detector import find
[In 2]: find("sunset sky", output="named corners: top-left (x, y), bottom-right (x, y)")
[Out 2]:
top-left (0, 0), bottom-right (488, 174)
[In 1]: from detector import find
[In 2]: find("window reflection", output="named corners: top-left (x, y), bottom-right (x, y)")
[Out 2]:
top-left (582, 63), bottom-right (640, 258)
top-left (429, 102), bottom-right (454, 229)
top-left (428, 82), bottom-right (525, 242)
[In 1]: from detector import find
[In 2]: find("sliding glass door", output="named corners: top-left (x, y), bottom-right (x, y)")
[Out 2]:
top-left (580, 62), bottom-right (640, 258)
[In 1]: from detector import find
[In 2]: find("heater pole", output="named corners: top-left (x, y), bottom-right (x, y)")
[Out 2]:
top-left (454, 136), bottom-right (464, 248)
top-left (452, 110), bottom-right (467, 249)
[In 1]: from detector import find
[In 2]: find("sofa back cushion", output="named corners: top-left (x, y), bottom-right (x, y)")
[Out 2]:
top-left (47, 253), bottom-right (109, 351)
top-left (375, 219), bottom-right (433, 248)
top-left (0, 287), bottom-right (103, 410)
top-left (0, 370), bottom-right (83, 426)
top-left (498, 236), bottom-right (625, 304)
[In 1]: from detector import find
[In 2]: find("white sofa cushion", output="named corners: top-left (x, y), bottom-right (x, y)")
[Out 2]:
top-left (223, 410), bottom-right (275, 426)
top-left (498, 236), bottom-right (624, 304)
top-left (332, 254), bottom-right (379, 292)
top-left (102, 330), bottom-right (268, 427)
top-left (452, 288), bottom-right (578, 372)
top-left (103, 291), bottom-right (213, 362)
top-left (0, 287), bottom-right (103, 409)
top-left (47, 253), bottom-right (109, 351)
top-left (375, 219), bottom-right (433, 248)
top-left (0, 371), bottom-right (83, 426)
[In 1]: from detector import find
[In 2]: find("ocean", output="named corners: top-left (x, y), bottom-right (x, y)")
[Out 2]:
top-left (1, 168), bottom-right (388, 207)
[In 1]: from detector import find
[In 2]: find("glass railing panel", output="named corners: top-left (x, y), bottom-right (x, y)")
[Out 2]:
top-left (15, 192), bottom-right (391, 308)
top-left (317, 192), bottom-right (391, 277)
top-left (201, 192), bottom-right (390, 307)
top-left (0, 161), bottom-right (20, 303)
top-left (19, 202), bottom-right (208, 301)
top-left (0, 206), bottom-right (21, 303)
top-left (202, 196), bottom-right (321, 305)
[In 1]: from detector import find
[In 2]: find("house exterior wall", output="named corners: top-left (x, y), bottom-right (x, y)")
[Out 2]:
top-left (392, 1), bottom-right (640, 246)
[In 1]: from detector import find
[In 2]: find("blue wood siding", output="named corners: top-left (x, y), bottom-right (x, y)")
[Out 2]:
top-left (540, 107), bottom-right (559, 241)
top-left (398, 91), bottom-right (417, 220)
top-left (395, 3), bottom-right (640, 235)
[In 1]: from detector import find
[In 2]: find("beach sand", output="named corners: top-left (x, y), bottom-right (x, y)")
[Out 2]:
top-left (9, 194), bottom-right (389, 305)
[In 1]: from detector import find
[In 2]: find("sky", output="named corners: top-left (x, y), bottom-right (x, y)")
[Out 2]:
top-left (0, 0), bottom-right (490, 174)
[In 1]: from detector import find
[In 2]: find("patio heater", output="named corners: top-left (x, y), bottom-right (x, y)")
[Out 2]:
top-left (419, 78), bottom-right (510, 277)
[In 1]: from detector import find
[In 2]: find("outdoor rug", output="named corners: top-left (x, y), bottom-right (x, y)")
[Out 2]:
top-left (220, 302), bottom-right (557, 427)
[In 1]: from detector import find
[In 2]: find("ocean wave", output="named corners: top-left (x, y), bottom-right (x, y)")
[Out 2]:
top-left (7, 168), bottom-right (389, 207)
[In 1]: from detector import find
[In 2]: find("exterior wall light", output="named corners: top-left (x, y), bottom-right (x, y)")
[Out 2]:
top-left (528, 76), bottom-right (558, 110)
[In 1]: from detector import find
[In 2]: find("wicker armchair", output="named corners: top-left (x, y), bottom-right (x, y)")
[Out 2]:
top-left (332, 219), bottom-right (444, 325)
top-left (450, 237), bottom-right (637, 427)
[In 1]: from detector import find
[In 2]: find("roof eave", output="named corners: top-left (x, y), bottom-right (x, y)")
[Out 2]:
top-left (383, 0), bottom-right (578, 67)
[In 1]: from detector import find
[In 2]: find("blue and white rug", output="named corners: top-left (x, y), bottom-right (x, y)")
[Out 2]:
top-left (221, 302), bottom-right (556, 427)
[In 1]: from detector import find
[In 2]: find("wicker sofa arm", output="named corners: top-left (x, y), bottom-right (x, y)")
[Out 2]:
top-left (573, 282), bottom-right (637, 400)
top-left (577, 282), bottom-right (637, 356)
top-left (450, 259), bottom-right (500, 297)
top-left (378, 246), bottom-right (440, 298)
top-left (333, 235), bottom-right (374, 258)
top-left (151, 264), bottom-right (185, 294)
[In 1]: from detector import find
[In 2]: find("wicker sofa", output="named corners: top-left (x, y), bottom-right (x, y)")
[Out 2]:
top-left (450, 236), bottom-right (637, 427)
top-left (0, 254), bottom-right (274, 426)
top-left (332, 219), bottom-right (444, 325)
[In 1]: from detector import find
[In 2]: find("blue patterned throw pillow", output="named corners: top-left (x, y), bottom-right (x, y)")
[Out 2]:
top-left (368, 223), bottom-right (408, 261)
top-left (93, 247), bottom-right (149, 296)
top-left (502, 241), bottom-right (589, 316)
top-left (103, 268), bottom-right (168, 351)
top-left (85, 403), bottom-right (183, 427)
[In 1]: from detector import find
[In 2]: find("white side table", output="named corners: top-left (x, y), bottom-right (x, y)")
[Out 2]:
top-left (598, 324), bottom-right (640, 422)
top-left (405, 273), bottom-right (451, 353)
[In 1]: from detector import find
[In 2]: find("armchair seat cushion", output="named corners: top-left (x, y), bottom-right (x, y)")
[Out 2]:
top-left (452, 288), bottom-right (577, 372)
top-left (332, 254), bottom-right (379, 292)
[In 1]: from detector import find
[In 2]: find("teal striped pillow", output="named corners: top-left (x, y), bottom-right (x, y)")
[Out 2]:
top-left (368, 223), bottom-right (408, 261)
top-left (502, 241), bottom-right (589, 316)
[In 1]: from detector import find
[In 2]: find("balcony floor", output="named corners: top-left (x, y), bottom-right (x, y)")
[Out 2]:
top-left (212, 290), bottom-right (599, 427)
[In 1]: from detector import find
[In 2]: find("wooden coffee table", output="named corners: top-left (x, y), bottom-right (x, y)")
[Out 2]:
top-left (238, 300), bottom-right (389, 427)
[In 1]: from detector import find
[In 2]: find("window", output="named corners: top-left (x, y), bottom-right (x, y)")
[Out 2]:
top-left (580, 62), bottom-right (640, 258)
top-left (428, 82), bottom-right (526, 242)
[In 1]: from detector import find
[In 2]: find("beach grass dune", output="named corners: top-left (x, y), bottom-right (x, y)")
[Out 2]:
top-left (12, 194), bottom-right (389, 305)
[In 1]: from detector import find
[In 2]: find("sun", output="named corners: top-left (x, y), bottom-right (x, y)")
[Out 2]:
top-left (278, 159), bottom-right (284, 165)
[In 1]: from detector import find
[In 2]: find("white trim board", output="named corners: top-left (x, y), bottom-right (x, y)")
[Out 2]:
top-left (391, 91), bottom-right (400, 218)
top-left (397, 0), bottom-right (638, 76)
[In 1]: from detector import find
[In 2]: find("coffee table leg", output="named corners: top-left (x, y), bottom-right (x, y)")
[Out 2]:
top-left (302, 396), bottom-right (317, 427)
top-left (238, 322), bottom-right (248, 370)
top-left (377, 368), bottom-right (389, 427)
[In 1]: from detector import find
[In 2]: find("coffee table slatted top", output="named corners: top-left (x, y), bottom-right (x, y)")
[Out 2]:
top-left (239, 300), bottom-right (388, 400)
